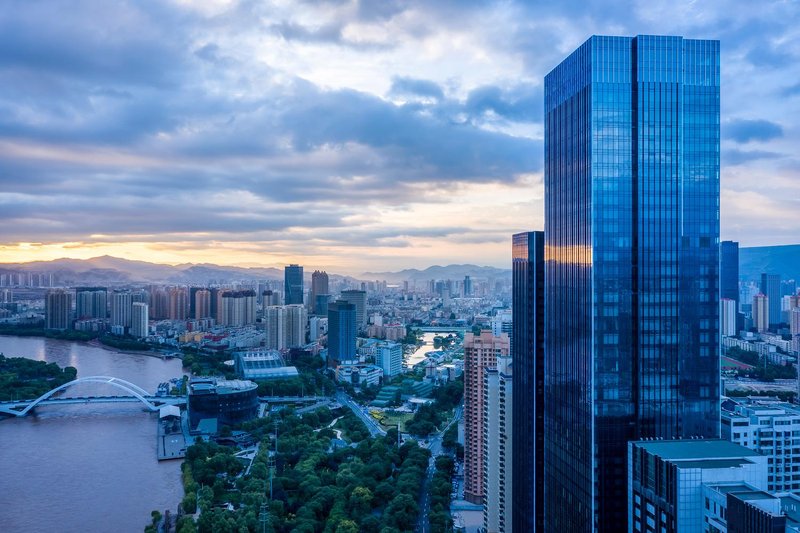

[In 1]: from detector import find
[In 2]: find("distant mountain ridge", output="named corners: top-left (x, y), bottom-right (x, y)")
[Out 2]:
top-left (740, 244), bottom-right (800, 282)
top-left (0, 256), bottom-right (509, 285)
top-left (361, 264), bottom-right (511, 283)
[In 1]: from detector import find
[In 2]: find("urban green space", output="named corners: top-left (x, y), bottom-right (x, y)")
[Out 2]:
top-left (0, 354), bottom-right (77, 401)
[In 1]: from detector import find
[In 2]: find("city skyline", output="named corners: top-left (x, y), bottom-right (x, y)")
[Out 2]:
top-left (2, 1), bottom-right (800, 272)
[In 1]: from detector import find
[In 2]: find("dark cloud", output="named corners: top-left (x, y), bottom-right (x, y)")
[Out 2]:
top-left (465, 84), bottom-right (543, 123)
top-left (723, 119), bottom-right (783, 143)
top-left (389, 77), bottom-right (444, 101)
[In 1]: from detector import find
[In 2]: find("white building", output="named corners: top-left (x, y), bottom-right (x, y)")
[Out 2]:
top-left (483, 356), bottom-right (512, 533)
top-left (376, 341), bottom-right (403, 378)
top-left (110, 291), bottom-right (132, 329)
top-left (722, 397), bottom-right (800, 492)
top-left (721, 298), bottom-right (737, 337)
top-left (285, 304), bottom-right (307, 348)
top-left (131, 302), bottom-right (149, 338)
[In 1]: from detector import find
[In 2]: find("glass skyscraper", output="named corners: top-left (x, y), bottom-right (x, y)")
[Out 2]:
top-left (544, 35), bottom-right (720, 531)
top-left (760, 272), bottom-right (782, 327)
top-left (284, 264), bottom-right (304, 305)
top-left (511, 231), bottom-right (545, 533)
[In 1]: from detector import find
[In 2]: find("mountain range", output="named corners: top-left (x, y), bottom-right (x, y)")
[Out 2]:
top-left (0, 256), bottom-right (510, 285)
top-left (740, 244), bottom-right (800, 282)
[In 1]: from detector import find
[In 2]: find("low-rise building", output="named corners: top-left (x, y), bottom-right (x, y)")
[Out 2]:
top-left (235, 350), bottom-right (298, 380)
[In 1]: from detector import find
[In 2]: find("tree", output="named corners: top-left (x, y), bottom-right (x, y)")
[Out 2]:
top-left (336, 520), bottom-right (360, 533)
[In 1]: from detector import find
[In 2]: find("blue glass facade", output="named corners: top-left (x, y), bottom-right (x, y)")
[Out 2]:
top-left (760, 273), bottom-right (781, 327)
top-left (511, 231), bottom-right (545, 533)
top-left (284, 264), bottom-right (304, 305)
top-left (544, 35), bottom-right (720, 532)
top-left (327, 300), bottom-right (356, 365)
top-left (720, 241), bottom-right (739, 304)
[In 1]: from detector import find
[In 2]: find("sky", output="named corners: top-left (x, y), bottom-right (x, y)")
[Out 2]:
top-left (1, 0), bottom-right (799, 275)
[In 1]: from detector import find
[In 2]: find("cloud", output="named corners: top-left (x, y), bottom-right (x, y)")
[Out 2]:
top-left (723, 119), bottom-right (783, 143)
top-left (722, 149), bottom-right (783, 166)
top-left (389, 77), bottom-right (445, 101)
top-left (464, 84), bottom-right (543, 123)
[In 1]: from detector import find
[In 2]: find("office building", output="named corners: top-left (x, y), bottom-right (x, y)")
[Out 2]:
top-left (376, 341), bottom-right (403, 378)
top-left (722, 398), bottom-right (800, 493)
top-left (110, 291), bottom-right (133, 329)
top-left (629, 439), bottom-right (768, 533)
top-left (721, 241), bottom-right (740, 303)
top-left (235, 350), bottom-right (298, 380)
top-left (483, 356), bottom-right (513, 533)
top-left (131, 302), bottom-right (149, 338)
top-left (791, 308), bottom-right (800, 337)
top-left (761, 273), bottom-right (782, 327)
top-left (340, 289), bottom-right (367, 331)
top-left (219, 290), bottom-right (256, 327)
top-left (511, 230), bottom-right (545, 533)
top-left (463, 330), bottom-right (509, 504)
top-left (45, 289), bottom-right (73, 330)
top-left (187, 377), bottom-right (259, 433)
top-left (310, 270), bottom-right (329, 314)
top-left (75, 287), bottom-right (107, 320)
top-left (327, 300), bottom-right (357, 366)
top-left (168, 287), bottom-right (188, 320)
top-left (721, 298), bottom-right (738, 337)
top-left (464, 275), bottom-right (473, 297)
top-left (545, 35), bottom-right (720, 531)
top-left (783, 279), bottom-right (797, 297)
top-left (754, 293), bottom-right (770, 333)
top-left (284, 264), bottom-right (304, 305)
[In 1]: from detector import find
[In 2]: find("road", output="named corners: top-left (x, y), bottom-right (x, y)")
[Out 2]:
top-left (416, 403), bottom-right (463, 533)
top-left (335, 390), bottom-right (387, 437)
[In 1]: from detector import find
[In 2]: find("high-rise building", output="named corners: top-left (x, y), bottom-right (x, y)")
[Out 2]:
top-left (463, 330), bottom-right (509, 505)
top-left (376, 341), bottom-right (403, 378)
top-left (782, 279), bottom-right (797, 297)
top-left (285, 304), bottom-right (307, 348)
top-left (754, 293), bottom-right (769, 333)
top-left (110, 291), bottom-right (133, 329)
top-left (340, 289), bottom-right (367, 331)
top-left (628, 440), bottom-right (768, 533)
top-left (264, 306), bottom-right (287, 350)
top-left (219, 290), bottom-right (257, 327)
top-left (45, 289), bottom-right (73, 330)
top-left (310, 270), bottom-right (329, 314)
top-left (761, 273), bottom-right (782, 327)
top-left (75, 287), bottom-right (107, 319)
top-left (511, 230), bottom-right (544, 533)
top-left (721, 298), bottom-right (737, 337)
top-left (720, 241), bottom-right (739, 304)
top-left (284, 264), bottom-right (304, 305)
top-left (131, 302), bottom-right (149, 338)
top-left (327, 300), bottom-right (356, 366)
top-left (722, 397), bottom-right (800, 492)
top-left (464, 275), bottom-right (473, 297)
top-left (791, 308), bottom-right (800, 337)
top-left (545, 35), bottom-right (720, 531)
top-left (483, 356), bottom-right (513, 533)
top-left (168, 287), bottom-right (188, 320)
top-left (194, 289), bottom-right (211, 319)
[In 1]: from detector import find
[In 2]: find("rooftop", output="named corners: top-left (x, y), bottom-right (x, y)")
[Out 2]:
top-left (632, 439), bottom-right (760, 461)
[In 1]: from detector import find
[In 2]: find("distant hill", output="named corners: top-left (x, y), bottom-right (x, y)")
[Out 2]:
top-left (362, 264), bottom-right (511, 283)
top-left (0, 256), bottom-right (509, 286)
top-left (740, 244), bottom-right (800, 282)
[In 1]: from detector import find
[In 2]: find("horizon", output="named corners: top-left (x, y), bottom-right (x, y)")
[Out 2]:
top-left (2, 2), bottom-right (800, 270)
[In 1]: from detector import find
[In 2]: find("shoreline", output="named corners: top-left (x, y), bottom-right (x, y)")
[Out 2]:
top-left (0, 332), bottom-right (183, 364)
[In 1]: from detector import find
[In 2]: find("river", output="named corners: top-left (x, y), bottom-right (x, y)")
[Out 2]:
top-left (0, 336), bottom-right (185, 533)
top-left (405, 332), bottom-right (458, 368)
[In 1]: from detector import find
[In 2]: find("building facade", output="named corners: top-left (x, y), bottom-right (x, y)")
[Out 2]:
top-left (761, 274), bottom-right (782, 327)
top-left (545, 35), bottom-right (720, 531)
top-left (484, 356), bottom-right (513, 533)
top-left (310, 270), bottom-right (329, 314)
top-left (75, 287), bottom-right (107, 320)
top-left (45, 289), bottom-right (73, 330)
top-left (131, 302), bottom-right (149, 338)
top-left (463, 330), bottom-right (509, 504)
top-left (340, 289), bottom-right (367, 331)
top-left (754, 293), bottom-right (770, 333)
top-left (110, 291), bottom-right (133, 329)
top-left (511, 230), bottom-right (545, 533)
top-left (721, 298), bottom-right (738, 337)
top-left (284, 264), bottom-right (304, 305)
top-left (376, 341), bottom-right (403, 378)
top-left (327, 300), bottom-right (357, 366)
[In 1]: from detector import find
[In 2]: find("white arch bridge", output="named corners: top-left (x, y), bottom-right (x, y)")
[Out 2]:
top-left (0, 376), bottom-right (185, 417)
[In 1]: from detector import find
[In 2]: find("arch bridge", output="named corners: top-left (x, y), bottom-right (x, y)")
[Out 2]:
top-left (0, 376), bottom-right (185, 417)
